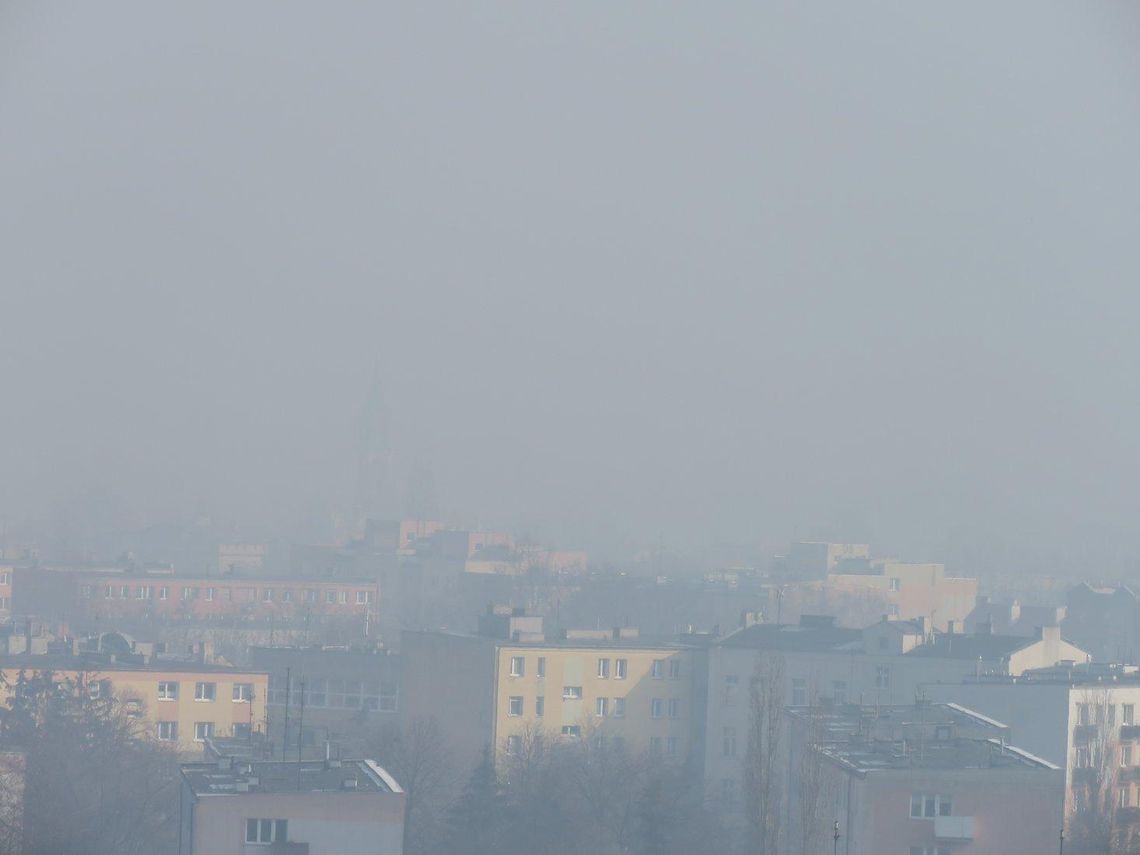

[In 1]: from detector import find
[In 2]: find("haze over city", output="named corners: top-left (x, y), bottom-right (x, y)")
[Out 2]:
top-left (1, 6), bottom-right (1140, 855)
top-left (3, 2), bottom-right (1138, 574)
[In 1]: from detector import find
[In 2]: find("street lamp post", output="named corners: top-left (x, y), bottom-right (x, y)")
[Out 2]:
top-left (833, 819), bottom-right (840, 855)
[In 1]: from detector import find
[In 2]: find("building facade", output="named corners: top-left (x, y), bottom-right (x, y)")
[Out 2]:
top-left (179, 758), bottom-right (405, 855)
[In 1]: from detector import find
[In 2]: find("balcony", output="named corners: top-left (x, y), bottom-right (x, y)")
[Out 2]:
top-left (934, 816), bottom-right (975, 841)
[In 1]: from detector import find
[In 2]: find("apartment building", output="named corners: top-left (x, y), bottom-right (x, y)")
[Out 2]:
top-left (704, 615), bottom-right (1088, 806)
top-left (13, 566), bottom-right (378, 626)
top-left (0, 566), bottom-right (11, 621)
top-left (0, 654), bottom-right (268, 753)
top-left (401, 606), bottom-right (708, 772)
top-left (821, 560), bottom-right (978, 631)
top-left (924, 664), bottom-right (1140, 842)
top-left (785, 701), bottom-right (1063, 855)
top-left (179, 757), bottom-right (405, 854)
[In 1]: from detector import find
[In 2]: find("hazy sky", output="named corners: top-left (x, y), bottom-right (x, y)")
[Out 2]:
top-left (1, 2), bottom-right (1138, 573)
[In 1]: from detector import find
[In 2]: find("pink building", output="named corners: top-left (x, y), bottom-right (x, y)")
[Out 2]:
top-left (180, 757), bottom-right (405, 854)
top-left (786, 701), bottom-right (1063, 855)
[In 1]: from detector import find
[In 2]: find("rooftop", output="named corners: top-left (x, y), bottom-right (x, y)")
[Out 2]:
top-left (903, 632), bottom-right (1032, 661)
top-left (789, 701), bottom-right (1059, 775)
top-left (0, 653), bottom-right (265, 676)
top-left (181, 759), bottom-right (403, 796)
top-left (718, 620), bottom-right (862, 653)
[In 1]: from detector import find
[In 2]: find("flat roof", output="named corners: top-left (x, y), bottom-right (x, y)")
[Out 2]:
top-left (181, 759), bottom-right (402, 796)
top-left (405, 629), bottom-right (698, 651)
top-left (788, 702), bottom-right (1058, 775)
top-left (0, 654), bottom-right (265, 676)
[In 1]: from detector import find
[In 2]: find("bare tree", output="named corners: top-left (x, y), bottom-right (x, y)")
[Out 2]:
top-left (0, 669), bottom-right (179, 855)
top-left (368, 715), bottom-right (456, 855)
top-left (743, 653), bottom-right (785, 854)
top-left (794, 686), bottom-right (833, 855)
top-left (1067, 688), bottom-right (1139, 855)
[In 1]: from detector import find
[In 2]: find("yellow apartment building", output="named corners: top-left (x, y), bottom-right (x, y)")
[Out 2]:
top-left (401, 607), bottom-right (708, 772)
top-left (0, 656), bottom-right (268, 753)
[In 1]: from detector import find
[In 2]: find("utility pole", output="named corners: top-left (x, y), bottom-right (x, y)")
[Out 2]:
top-left (282, 667), bottom-right (291, 757)
top-left (1058, 827), bottom-right (1064, 855)
top-left (833, 819), bottom-right (840, 855)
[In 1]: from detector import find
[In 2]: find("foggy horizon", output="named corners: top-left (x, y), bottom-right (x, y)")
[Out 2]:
top-left (2, 2), bottom-right (1138, 575)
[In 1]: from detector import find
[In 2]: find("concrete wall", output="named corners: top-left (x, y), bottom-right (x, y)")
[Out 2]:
top-left (188, 789), bottom-right (405, 855)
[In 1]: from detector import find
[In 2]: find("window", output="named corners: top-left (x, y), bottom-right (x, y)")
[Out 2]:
top-left (338, 591), bottom-right (348, 604)
top-left (666, 736), bottom-right (679, 756)
top-left (561, 725), bottom-right (581, 738)
top-left (246, 819), bottom-right (287, 845)
top-left (1075, 747), bottom-right (1091, 768)
top-left (668, 698), bottom-right (680, 719)
top-left (88, 680), bottom-right (105, 700)
top-left (724, 675), bottom-right (739, 705)
top-left (262, 588), bottom-right (274, 602)
top-left (136, 586), bottom-right (151, 600)
top-left (232, 683), bottom-right (253, 702)
top-left (596, 697), bottom-right (608, 717)
top-left (651, 698), bottom-right (664, 719)
top-left (156, 721), bottom-right (177, 741)
top-left (508, 696), bottom-right (523, 717)
top-left (615, 658), bottom-right (628, 680)
top-left (505, 735), bottom-right (521, 755)
top-left (597, 658), bottom-right (610, 678)
top-left (282, 589), bottom-right (293, 602)
top-left (876, 665), bottom-right (890, 689)
top-left (723, 727), bottom-right (736, 757)
top-left (613, 697), bottom-right (626, 718)
top-left (563, 686), bottom-right (582, 700)
top-left (1123, 744), bottom-right (1133, 767)
top-left (204, 587), bottom-right (214, 601)
top-left (81, 585), bottom-right (93, 599)
top-left (1078, 703), bottom-right (1091, 726)
top-left (356, 590), bottom-right (373, 604)
top-left (792, 678), bottom-right (807, 706)
top-left (195, 682), bottom-right (216, 702)
top-left (181, 586), bottom-right (195, 600)
top-left (649, 736), bottom-right (662, 754)
top-left (510, 656), bottom-right (525, 677)
top-left (104, 585), bottom-right (113, 599)
top-left (889, 577), bottom-right (901, 592)
top-left (220, 588), bottom-right (232, 601)
top-left (120, 585), bottom-right (129, 599)
top-left (651, 660), bottom-right (664, 679)
top-left (159, 586), bottom-right (169, 600)
top-left (0, 572), bottom-right (7, 584)
top-left (1125, 704), bottom-right (1135, 725)
top-left (193, 722), bottom-right (214, 742)
top-left (721, 778), bottom-right (736, 805)
top-left (537, 657), bottom-right (546, 678)
top-left (833, 680), bottom-right (848, 705)
top-left (304, 589), bottom-right (317, 603)
top-left (233, 722), bottom-right (251, 739)
top-left (325, 591), bottom-right (336, 604)
top-left (910, 794), bottom-right (952, 818)
top-left (887, 603), bottom-right (900, 617)
top-left (535, 696), bottom-right (544, 717)
top-left (669, 659), bottom-right (681, 680)
top-left (158, 681), bottom-right (178, 701)
top-left (1122, 788), bottom-right (1132, 809)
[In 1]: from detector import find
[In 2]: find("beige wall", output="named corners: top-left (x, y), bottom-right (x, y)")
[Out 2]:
top-left (493, 645), bottom-right (697, 765)
top-left (0, 666), bottom-right (268, 752)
